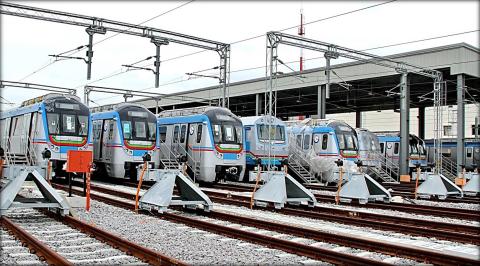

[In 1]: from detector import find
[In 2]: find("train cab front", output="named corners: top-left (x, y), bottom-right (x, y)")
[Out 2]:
top-left (44, 97), bottom-right (90, 176)
top-left (208, 110), bottom-right (245, 182)
top-left (119, 107), bottom-right (157, 179)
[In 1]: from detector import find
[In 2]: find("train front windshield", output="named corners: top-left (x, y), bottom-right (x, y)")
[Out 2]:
top-left (46, 102), bottom-right (89, 137)
top-left (212, 124), bottom-right (243, 144)
top-left (207, 108), bottom-right (243, 145)
top-left (257, 125), bottom-right (286, 142)
top-left (331, 122), bottom-right (358, 152)
top-left (120, 110), bottom-right (156, 141)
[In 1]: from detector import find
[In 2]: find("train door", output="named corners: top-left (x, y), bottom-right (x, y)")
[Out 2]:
top-left (473, 146), bottom-right (480, 167)
top-left (93, 120), bottom-right (104, 160)
top-left (244, 126), bottom-right (252, 155)
top-left (385, 141), bottom-right (399, 167)
top-left (158, 125), bottom-right (168, 161)
top-left (179, 123), bottom-right (188, 157)
top-left (172, 125), bottom-right (180, 158)
top-left (105, 120), bottom-right (115, 160)
top-left (1, 117), bottom-right (11, 151)
top-left (465, 147), bottom-right (473, 167)
top-left (19, 113), bottom-right (32, 155)
top-left (186, 124), bottom-right (198, 165)
top-left (303, 133), bottom-right (311, 152)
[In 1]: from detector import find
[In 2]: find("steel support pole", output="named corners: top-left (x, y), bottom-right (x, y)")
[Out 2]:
top-left (457, 74), bottom-right (465, 175)
top-left (317, 85), bottom-right (326, 119)
top-left (355, 110), bottom-right (362, 128)
top-left (255, 93), bottom-right (260, 116)
top-left (399, 73), bottom-right (410, 176)
top-left (86, 31), bottom-right (94, 80)
top-left (154, 44), bottom-right (161, 88)
top-left (418, 106), bottom-right (425, 140)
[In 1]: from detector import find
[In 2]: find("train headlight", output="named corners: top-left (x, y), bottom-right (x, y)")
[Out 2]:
top-left (236, 153), bottom-right (241, 159)
top-left (215, 151), bottom-right (222, 159)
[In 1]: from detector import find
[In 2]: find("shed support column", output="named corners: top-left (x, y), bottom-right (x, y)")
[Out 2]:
top-left (318, 85), bottom-right (326, 119)
top-left (399, 73), bottom-right (410, 176)
top-left (255, 93), bottom-right (260, 116)
top-left (355, 110), bottom-right (362, 128)
top-left (457, 74), bottom-right (465, 175)
top-left (418, 106), bottom-right (425, 140)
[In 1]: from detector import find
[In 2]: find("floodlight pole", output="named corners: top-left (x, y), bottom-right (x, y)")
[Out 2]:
top-left (85, 26), bottom-right (107, 80)
top-left (151, 37), bottom-right (169, 88)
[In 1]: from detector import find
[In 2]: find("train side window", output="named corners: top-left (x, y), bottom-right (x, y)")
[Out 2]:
top-left (466, 148), bottom-right (473, 158)
top-left (296, 135), bottom-right (302, 147)
top-left (380, 143), bottom-right (385, 154)
top-left (180, 125), bottom-right (187, 143)
top-left (394, 143), bottom-right (399, 154)
top-left (322, 134), bottom-right (328, 150)
top-left (196, 124), bottom-right (203, 143)
top-left (303, 135), bottom-right (310, 150)
top-left (159, 126), bottom-right (167, 143)
top-left (173, 125), bottom-right (179, 143)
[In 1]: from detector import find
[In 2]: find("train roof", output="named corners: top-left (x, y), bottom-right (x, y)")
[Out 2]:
top-left (240, 115), bottom-right (285, 126)
top-left (90, 102), bottom-right (148, 113)
top-left (1, 93), bottom-right (83, 119)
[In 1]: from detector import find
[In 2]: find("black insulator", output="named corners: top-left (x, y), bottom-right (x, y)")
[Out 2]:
top-left (142, 152), bottom-right (151, 162)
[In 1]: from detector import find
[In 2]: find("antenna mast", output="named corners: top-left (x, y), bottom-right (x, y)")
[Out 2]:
top-left (298, 8), bottom-right (305, 72)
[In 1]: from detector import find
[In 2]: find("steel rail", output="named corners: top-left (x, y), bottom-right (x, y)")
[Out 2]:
top-left (52, 184), bottom-right (389, 266)
top-left (213, 182), bottom-right (480, 221)
top-left (204, 191), bottom-right (480, 244)
top-left (1, 216), bottom-right (73, 266)
top-left (54, 213), bottom-right (185, 266)
top-left (52, 182), bottom-right (479, 266)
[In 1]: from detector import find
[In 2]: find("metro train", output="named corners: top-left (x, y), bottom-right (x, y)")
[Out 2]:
top-left (375, 132), bottom-right (428, 170)
top-left (0, 93), bottom-right (91, 177)
top-left (241, 115), bottom-right (289, 174)
top-left (91, 103), bottom-right (158, 180)
top-left (157, 106), bottom-right (245, 183)
top-left (425, 138), bottom-right (480, 170)
top-left (287, 119), bottom-right (359, 183)
top-left (355, 128), bottom-right (381, 168)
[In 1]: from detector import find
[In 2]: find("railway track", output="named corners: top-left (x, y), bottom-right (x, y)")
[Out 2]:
top-left (1, 208), bottom-right (184, 266)
top-left (51, 182), bottom-right (479, 265)
top-left (305, 183), bottom-right (480, 204)
top-left (212, 182), bottom-right (480, 221)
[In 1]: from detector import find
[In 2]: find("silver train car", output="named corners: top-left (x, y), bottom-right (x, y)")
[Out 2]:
top-left (355, 128), bottom-right (381, 168)
top-left (425, 138), bottom-right (480, 170)
top-left (0, 93), bottom-right (91, 177)
top-left (241, 115), bottom-right (289, 174)
top-left (91, 103), bottom-right (158, 180)
top-left (287, 119), bottom-right (359, 183)
top-left (375, 132), bottom-right (427, 170)
top-left (157, 106), bottom-right (245, 183)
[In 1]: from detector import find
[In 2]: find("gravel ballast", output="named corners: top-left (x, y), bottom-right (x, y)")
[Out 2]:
top-left (76, 200), bottom-right (324, 265)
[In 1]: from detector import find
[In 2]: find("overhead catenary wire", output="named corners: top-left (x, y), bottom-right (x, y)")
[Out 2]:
top-left (74, 0), bottom-right (399, 89)
top-left (14, 0), bottom-right (195, 82)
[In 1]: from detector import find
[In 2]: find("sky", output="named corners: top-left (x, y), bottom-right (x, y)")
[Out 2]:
top-left (1, 0), bottom-right (479, 109)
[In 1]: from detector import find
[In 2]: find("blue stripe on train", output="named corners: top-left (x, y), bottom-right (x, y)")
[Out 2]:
top-left (223, 153), bottom-right (237, 160)
top-left (60, 146), bottom-right (78, 153)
